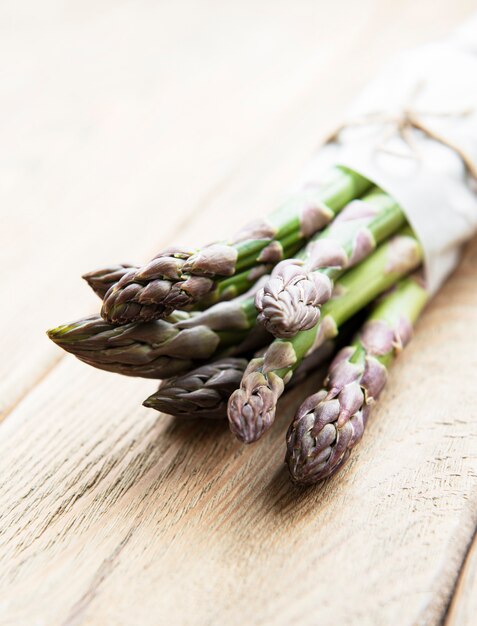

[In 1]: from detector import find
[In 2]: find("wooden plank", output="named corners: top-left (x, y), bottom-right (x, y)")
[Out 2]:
top-left (1, 2), bottom-right (477, 626)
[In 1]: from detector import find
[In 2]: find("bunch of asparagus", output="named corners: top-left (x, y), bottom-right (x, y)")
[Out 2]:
top-left (48, 165), bottom-right (428, 485)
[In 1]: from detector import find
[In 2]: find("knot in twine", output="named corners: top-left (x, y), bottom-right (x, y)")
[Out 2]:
top-left (326, 84), bottom-right (477, 183)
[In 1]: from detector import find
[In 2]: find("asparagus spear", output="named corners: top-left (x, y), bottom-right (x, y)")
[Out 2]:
top-left (143, 341), bottom-right (335, 420)
top-left (83, 264), bottom-right (135, 298)
top-left (99, 235), bottom-right (302, 323)
top-left (286, 275), bottom-right (427, 485)
top-left (82, 234), bottom-right (303, 303)
top-left (143, 357), bottom-right (249, 419)
top-left (255, 187), bottom-right (406, 338)
top-left (227, 227), bottom-right (423, 443)
top-left (83, 261), bottom-right (269, 304)
top-left (101, 167), bottom-right (372, 324)
top-left (47, 291), bottom-right (262, 379)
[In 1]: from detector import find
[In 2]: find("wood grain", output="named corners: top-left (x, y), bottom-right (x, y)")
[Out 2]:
top-left (1, 2), bottom-right (477, 625)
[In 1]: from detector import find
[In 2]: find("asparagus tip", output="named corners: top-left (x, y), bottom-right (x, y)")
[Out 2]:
top-left (46, 324), bottom-right (72, 343)
top-left (255, 261), bottom-right (332, 338)
top-left (227, 366), bottom-right (284, 443)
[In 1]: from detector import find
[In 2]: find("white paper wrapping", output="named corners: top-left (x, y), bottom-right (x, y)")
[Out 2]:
top-left (298, 15), bottom-right (477, 294)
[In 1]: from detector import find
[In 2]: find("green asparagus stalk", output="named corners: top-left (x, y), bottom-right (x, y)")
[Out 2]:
top-left (143, 340), bottom-right (335, 420)
top-left (227, 227), bottom-right (423, 443)
top-left (182, 168), bottom-right (371, 276)
top-left (286, 275), bottom-right (428, 485)
top-left (101, 167), bottom-right (372, 324)
top-left (47, 288), bottom-right (264, 379)
top-left (255, 187), bottom-right (406, 338)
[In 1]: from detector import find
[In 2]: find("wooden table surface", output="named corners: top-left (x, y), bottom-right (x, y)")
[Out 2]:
top-left (1, 2), bottom-right (477, 625)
